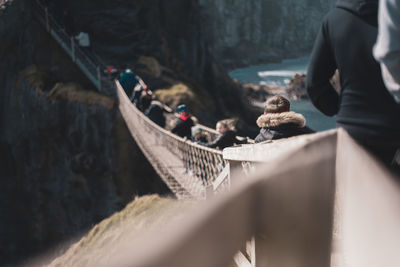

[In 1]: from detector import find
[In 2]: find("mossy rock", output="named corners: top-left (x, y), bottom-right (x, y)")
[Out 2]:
top-left (48, 195), bottom-right (192, 266)
top-left (48, 82), bottom-right (114, 109)
top-left (20, 65), bottom-right (54, 93)
top-left (155, 83), bottom-right (211, 116)
top-left (138, 56), bottom-right (162, 78)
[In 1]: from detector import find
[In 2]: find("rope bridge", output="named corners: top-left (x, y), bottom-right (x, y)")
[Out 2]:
top-left (116, 81), bottom-right (228, 200)
top-left (33, 0), bottom-right (111, 93)
top-left (33, 0), bottom-right (230, 200)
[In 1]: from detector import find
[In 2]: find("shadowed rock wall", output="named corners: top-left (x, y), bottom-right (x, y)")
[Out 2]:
top-left (54, 0), bottom-right (257, 127)
top-left (0, 0), bottom-right (330, 264)
top-left (0, 1), bottom-right (170, 265)
top-left (200, 0), bottom-right (335, 68)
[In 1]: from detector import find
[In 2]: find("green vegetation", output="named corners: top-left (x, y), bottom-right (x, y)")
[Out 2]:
top-left (19, 65), bottom-right (114, 109)
top-left (20, 65), bottom-right (52, 93)
top-left (48, 195), bottom-right (193, 266)
top-left (155, 83), bottom-right (196, 107)
top-left (138, 56), bottom-right (162, 78)
top-left (48, 82), bottom-right (114, 109)
top-left (135, 55), bottom-right (215, 118)
top-left (155, 82), bottom-right (211, 116)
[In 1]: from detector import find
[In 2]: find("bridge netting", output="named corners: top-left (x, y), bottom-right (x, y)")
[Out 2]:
top-left (116, 81), bottom-right (227, 200)
top-left (32, 0), bottom-right (229, 200)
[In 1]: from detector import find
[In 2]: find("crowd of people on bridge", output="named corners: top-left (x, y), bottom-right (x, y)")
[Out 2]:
top-left (0, 0), bottom-right (12, 13)
top-left (113, 0), bottom-right (400, 174)
top-left (114, 67), bottom-right (250, 150)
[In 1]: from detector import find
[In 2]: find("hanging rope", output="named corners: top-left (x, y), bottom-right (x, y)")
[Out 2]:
top-left (116, 81), bottom-right (227, 200)
top-left (33, 0), bottom-right (231, 200)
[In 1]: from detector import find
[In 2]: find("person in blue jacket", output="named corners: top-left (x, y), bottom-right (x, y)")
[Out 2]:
top-left (119, 69), bottom-right (139, 97)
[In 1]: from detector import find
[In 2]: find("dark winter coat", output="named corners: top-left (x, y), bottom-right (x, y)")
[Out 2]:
top-left (171, 115), bottom-right (194, 138)
top-left (139, 92), bottom-right (152, 112)
top-left (306, 0), bottom-right (400, 142)
top-left (192, 135), bottom-right (208, 143)
top-left (145, 101), bottom-right (166, 128)
top-left (130, 88), bottom-right (142, 106)
top-left (119, 72), bottom-right (139, 96)
top-left (254, 111), bottom-right (313, 143)
top-left (200, 130), bottom-right (245, 150)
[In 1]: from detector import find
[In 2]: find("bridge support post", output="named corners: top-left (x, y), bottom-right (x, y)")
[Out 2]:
top-left (205, 185), bottom-right (214, 199)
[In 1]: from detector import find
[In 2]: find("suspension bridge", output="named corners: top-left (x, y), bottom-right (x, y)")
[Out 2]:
top-left (32, 1), bottom-right (400, 266)
top-left (32, 0), bottom-right (235, 200)
top-left (116, 80), bottom-right (229, 200)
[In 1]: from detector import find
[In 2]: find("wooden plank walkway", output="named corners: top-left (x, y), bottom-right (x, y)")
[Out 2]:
top-left (117, 82), bottom-right (205, 200)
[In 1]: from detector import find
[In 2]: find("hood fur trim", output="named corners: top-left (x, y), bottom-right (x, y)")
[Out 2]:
top-left (256, 111), bottom-right (306, 128)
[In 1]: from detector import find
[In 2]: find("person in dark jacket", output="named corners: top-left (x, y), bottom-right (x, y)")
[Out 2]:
top-left (255, 95), bottom-right (313, 143)
top-left (171, 104), bottom-right (195, 138)
top-left (145, 100), bottom-right (167, 128)
top-left (191, 126), bottom-right (209, 143)
top-left (306, 0), bottom-right (400, 169)
top-left (199, 119), bottom-right (246, 150)
top-left (138, 88), bottom-right (153, 112)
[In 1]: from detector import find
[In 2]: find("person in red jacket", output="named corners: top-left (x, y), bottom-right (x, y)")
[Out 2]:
top-left (171, 104), bottom-right (195, 138)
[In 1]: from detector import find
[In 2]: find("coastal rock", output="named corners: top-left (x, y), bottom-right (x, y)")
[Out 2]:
top-left (0, 0), bottom-right (260, 264)
top-left (330, 70), bottom-right (341, 93)
top-left (0, 2), bottom-right (170, 264)
top-left (56, 0), bottom-right (258, 129)
top-left (0, 73), bottom-right (171, 266)
top-left (0, 0), bottom-right (335, 264)
top-left (287, 73), bottom-right (308, 100)
top-left (242, 83), bottom-right (286, 103)
top-left (286, 71), bottom-right (341, 100)
top-left (200, 0), bottom-right (336, 68)
top-left (241, 72), bottom-right (311, 104)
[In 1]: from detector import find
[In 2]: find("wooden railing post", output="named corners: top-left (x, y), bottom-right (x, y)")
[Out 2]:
top-left (249, 237), bottom-right (256, 267)
top-left (205, 185), bottom-right (214, 199)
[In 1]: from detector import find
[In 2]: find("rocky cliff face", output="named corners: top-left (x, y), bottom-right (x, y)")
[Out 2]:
top-left (0, 77), bottom-right (171, 266)
top-left (200, 0), bottom-right (335, 68)
top-left (0, 0), bottom-right (327, 264)
top-left (0, 1), bottom-right (171, 265)
top-left (0, 0), bottom-right (259, 264)
top-left (55, 0), bottom-right (256, 126)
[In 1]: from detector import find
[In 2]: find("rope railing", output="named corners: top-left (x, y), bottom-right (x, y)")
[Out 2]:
top-left (116, 81), bottom-right (227, 199)
top-left (33, 0), bottom-right (108, 93)
top-left (196, 124), bottom-right (220, 141)
top-left (33, 0), bottom-right (237, 199)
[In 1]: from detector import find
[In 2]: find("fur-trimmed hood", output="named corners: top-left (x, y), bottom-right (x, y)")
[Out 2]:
top-left (256, 111), bottom-right (306, 128)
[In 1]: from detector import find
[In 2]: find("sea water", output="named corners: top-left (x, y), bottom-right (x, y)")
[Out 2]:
top-left (230, 56), bottom-right (310, 87)
top-left (229, 57), bottom-right (336, 131)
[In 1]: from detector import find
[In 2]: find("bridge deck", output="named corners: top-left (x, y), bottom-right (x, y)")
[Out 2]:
top-left (117, 83), bottom-right (206, 200)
